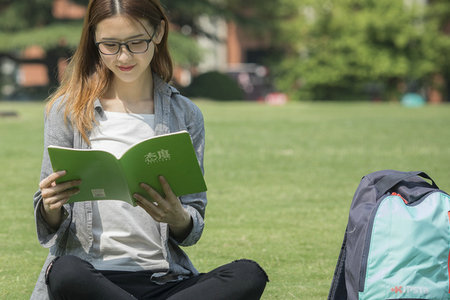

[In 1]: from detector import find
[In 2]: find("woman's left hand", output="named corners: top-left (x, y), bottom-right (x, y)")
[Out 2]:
top-left (133, 175), bottom-right (192, 241)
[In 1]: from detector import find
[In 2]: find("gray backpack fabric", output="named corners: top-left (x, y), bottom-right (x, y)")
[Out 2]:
top-left (328, 170), bottom-right (448, 300)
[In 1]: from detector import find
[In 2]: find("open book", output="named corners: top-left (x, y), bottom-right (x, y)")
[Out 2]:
top-left (48, 131), bottom-right (207, 206)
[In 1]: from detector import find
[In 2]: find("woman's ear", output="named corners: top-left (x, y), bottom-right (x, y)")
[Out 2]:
top-left (154, 20), bottom-right (165, 44)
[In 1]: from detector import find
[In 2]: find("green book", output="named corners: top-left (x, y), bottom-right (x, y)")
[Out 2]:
top-left (48, 130), bottom-right (207, 206)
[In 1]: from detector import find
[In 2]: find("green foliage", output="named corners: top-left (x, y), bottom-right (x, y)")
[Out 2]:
top-left (168, 32), bottom-right (203, 67)
top-left (0, 0), bottom-right (53, 31)
top-left (1, 100), bottom-right (450, 299)
top-left (273, 0), bottom-right (450, 100)
top-left (0, 0), bottom-right (81, 52)
top-left (0, 22), bottom-right (83, 52)
top-left (70, 0), bottom-right (90, 6)
top-left (162, 0), bottom-right (280, 47)
top-left (182, 71), bottom-right (244, 101)
top-left (427, 0), bottom-right (450, 31)
top-left (162, 0), bottom-right (227, 27)
top-left (223, 0), bottom-right (280, 34)
top-left (425, 0), bottom-right (450, 73)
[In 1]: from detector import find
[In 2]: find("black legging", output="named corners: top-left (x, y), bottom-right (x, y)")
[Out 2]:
top-left (46, 255), bottom-right (268, 300)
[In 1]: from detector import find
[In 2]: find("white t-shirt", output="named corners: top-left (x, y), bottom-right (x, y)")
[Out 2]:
top-left (89, 111), bottom-right (169, 272)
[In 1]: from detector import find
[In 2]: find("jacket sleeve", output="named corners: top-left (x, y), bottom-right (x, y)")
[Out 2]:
top-left (33, 98), bottom-right (74, 248)
top-left (172, 97), bottom-right (207, 247)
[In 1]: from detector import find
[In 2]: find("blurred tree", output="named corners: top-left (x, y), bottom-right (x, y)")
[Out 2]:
top-left (163, 0), bottom-right (278, 36)
top-left (272, 0), bottom-right (450, 101)
top-left (0, 0), bottom-right (54, 31)
top-left (425, 0), bottom-right (450, 102)
top-left (0, 0), bottom-right (87, 95)
top-left (163, 0), bottom-right (227, 36)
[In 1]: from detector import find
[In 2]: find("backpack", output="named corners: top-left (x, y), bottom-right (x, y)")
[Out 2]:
top-left (328, 170), bottom-right (450, 300)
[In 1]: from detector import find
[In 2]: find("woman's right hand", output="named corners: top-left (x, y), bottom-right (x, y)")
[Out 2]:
top-left (39, 170), bottom-right (81, 228)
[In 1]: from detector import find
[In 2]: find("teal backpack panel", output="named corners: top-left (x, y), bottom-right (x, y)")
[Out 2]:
top-left (359, 192), bottom-right (450, 299)
top-left (328, 170), bottom-right (450, 300)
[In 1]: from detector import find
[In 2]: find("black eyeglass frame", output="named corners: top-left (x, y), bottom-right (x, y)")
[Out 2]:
top-left (95, 31), bottom-right (157, 55)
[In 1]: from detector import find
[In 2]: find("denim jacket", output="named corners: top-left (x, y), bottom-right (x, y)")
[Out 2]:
top-left (31, 75), bottom-right (207, 300)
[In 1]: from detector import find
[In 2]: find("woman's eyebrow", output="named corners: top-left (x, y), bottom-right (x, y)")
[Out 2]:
top-left (101, 34), bottom-right (145, 41)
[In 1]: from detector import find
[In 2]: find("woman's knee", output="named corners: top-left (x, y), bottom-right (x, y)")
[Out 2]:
top-left (231, 259), bottom-right (269, 297)
top-left (46, 255), bottom-right (96, 293)
top-left (233, 259), bottom-right (268, 280)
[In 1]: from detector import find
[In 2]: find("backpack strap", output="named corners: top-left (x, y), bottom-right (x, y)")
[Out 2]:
top-left (375, 171), bottom-right (438, 196)
top-left (328, 228), bottom-right (348, 300)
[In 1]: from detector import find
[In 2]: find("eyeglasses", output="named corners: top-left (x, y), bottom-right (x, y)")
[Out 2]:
top-left (95, 32), bottom-right (156, 55)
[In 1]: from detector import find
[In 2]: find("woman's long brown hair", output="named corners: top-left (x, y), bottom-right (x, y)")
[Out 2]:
top-left (46, 0), bottom-right (173, 143)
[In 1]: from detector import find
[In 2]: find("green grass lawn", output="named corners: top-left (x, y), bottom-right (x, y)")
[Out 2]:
top-left (1, 100), bottom-right (449, 299)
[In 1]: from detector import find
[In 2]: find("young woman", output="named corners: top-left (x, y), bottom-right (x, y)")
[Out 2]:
top-left (31, 0), bottom-right (268, 299)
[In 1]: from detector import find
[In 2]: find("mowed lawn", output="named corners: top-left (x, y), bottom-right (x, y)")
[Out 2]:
top-left (0, 100), bottom-right (449, 299)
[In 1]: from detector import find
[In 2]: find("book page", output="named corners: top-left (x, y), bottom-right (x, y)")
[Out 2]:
top-left (119, 131), bottom-right (207, 198)
top-left (48, 147), bottom-right (133, 204)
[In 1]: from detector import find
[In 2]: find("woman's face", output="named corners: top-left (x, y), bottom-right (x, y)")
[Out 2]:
top-left (95, 15), bottom-right (163, 85)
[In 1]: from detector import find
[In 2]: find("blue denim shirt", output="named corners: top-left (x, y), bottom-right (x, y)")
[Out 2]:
top-left (31, 75), bottom-right (207, 300)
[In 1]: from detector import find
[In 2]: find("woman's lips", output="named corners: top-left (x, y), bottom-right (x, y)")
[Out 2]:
top-left (118, 65), bottom-right (135, 72)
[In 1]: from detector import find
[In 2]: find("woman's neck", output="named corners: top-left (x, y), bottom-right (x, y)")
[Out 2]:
top-left (107, 71), bottom-right (153, 103)
top-left (101, 71), bottom-right (155, 114)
